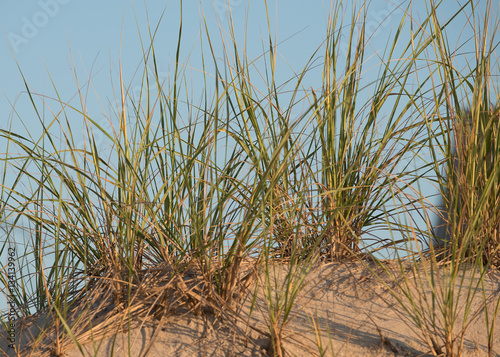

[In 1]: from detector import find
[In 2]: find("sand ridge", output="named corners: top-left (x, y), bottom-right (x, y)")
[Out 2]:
top-left (1, 261), bottom-right (499, 356)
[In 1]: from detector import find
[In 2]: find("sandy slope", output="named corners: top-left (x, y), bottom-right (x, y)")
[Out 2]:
top-left (1, 261), bottom-right (499, 356)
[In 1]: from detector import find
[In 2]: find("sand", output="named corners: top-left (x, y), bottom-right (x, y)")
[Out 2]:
top-left (1, 260), bottom-right (499, 356)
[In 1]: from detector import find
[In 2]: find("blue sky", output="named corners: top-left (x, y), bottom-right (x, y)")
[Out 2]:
top-left (0, 0), bottom-right (423, 132)
top-left (0, 0), bottom-right (430, 204)
top-left (0, 0), bottom-right (498, 313)
top-left (1, 0), bottom-right (486, 205)
top-left (2, 0), bottom-right (490, 140)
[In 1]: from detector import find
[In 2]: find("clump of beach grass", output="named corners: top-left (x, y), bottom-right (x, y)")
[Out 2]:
top-left (0, 0), bottom-right (499, 356)
top-left (367, 0), bottom-right (500, 356)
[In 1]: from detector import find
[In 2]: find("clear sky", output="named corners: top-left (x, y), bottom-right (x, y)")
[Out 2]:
top-left (0, 0), bottom-right (429, 134)
top-left (0, 0), bottom-right (498, 313)
top-left (2, 0), bottom-right (492, 143)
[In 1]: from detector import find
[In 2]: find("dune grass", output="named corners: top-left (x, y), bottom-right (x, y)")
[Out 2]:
top-left (0, 0), bottom-right (499, 356)
top-left (367, 1), bottom-right (500, 356)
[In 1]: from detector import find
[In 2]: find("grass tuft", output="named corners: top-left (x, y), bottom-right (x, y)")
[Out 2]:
top-left (0, 0), bottom-right (499, 356)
